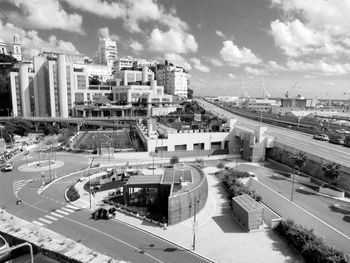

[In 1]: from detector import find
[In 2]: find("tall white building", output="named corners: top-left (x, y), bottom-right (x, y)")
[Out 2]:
top-left (93, 36), bottom-right (118, 68)
top-left (12, 34), bottom-right (22, 61)
top-left (0, 41), bottom-right (7, 55)
top-left (156, 63), bottom-right (189, 98)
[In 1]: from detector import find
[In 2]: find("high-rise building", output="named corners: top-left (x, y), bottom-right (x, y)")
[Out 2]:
top-left (12, 34), bottom-right (22, 61)
top-left (156, 63), bottom-right (189, 98)
top-left (0, 41), bottom-right (7, 55)
top-left (93, 36), bottom-right (118, 68)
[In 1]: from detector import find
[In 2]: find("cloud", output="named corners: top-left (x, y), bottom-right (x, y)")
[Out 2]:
top-left (220, 40), bottom-right (261, 66)
top-left (270, 1), bottom-right (350, 58)
top-left (228, 73), bottom-right (237, 80)
top-left (215, 30), bottom-right (227, 39)
top-left (63, 0), bottom-right (188, 33)
top-left (285, 59), bottom-right (350, 75)
top-left (244, 67), bottom-right (266, 76)
top-left (147, 28), bottom-right (198, 54)
top-left (5, 0), bottom-right (84, 34)
top-left (206, 57), bottom-right (223, 67)
top-left (303, 74), bottom-right (316, 79)
top-left (97, 27), bottom-right (120, 41)
top-left (190, 58), bottom-right (210, 72)
top-left (0, 19), bottom-right (78, 57)
top-left (164, 53), bottom-right (191, 71)
top-left (130, 40), bottom-right (143, 53)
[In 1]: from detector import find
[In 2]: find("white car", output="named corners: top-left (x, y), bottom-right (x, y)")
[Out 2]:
top-left (4, 163), bottom-right (14, 171)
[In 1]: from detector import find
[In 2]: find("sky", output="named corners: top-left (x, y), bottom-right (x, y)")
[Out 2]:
top-left (1, 0), bottom-right (350, 99)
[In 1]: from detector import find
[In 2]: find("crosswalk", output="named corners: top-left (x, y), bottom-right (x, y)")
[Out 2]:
top-left (32, 204), bottom-right (80, 227)
top-left (13, 180), bottom-right (32, 196)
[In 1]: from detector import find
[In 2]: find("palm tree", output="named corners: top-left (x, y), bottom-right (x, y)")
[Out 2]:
top-left (291, 152), bottom-right (307, 174)
top-left (322, 163), bottom-right (341, 183)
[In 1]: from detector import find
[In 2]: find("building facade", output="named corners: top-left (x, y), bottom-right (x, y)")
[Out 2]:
top-left (93, 36), bottom-right (118, 68)
top-left (12, 34), bottom-right (22, 61)
top-left (156, 63), bottom-right (189, 98)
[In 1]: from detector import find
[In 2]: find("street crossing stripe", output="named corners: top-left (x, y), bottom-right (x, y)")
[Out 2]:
top-left (32, 220), bottom-right (44, 226)
top-left (55, 209), bottom-right (69, 215)
top-left (66, 204), bottom-right (80, 210)
top-left (38, 218), bottom-right (52, 224)
top-left (45, 215), bottom-right (58, 221)
top-left (61, 207), bottom-right (74, 213)
top-left (50, 212), bottom-right (64, 218)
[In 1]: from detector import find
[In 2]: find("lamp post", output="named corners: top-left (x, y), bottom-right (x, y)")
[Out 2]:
top-left (190, 200), bottom-right (200, 250)
top-left (88, 157), bottom-right (95, 209)
top-left (208, 135), bottom-right (212, 157)
top-left (290, 173), bottom-right (295, 202)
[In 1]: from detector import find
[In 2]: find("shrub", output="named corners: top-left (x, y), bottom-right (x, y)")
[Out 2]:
top-left (66, 185), bottom-right (80, 202)
top-left (170, 155), bottom-right (179, 164)
top-left (274, 219), bottom-right (350, 263)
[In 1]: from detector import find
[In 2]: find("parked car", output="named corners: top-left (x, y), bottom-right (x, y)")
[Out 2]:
top-left (313, 134), bottom-right (329, 141)
top-left (91, 206), bottom-right (116, 220)
top-left (4, 163), bottom-right (14, 172)
top-left (329, 137), bottom-right (344, 145)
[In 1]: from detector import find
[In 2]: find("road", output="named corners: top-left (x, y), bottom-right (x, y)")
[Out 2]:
top-left (0, 149), bottom-right (211, 263)
top-left (237, 163), bottom-right (350, 238)
top-left (196, 98), bottom-right (350, 168)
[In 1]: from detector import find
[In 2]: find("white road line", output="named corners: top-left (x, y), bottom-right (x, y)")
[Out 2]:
top-left (66, 204), bottom-right (80, 210)
top-left (55, 209), bottom-right (69, 215)
top-left (38, 218), bottom-right (52, 224)
top-left (61, 207), bottom-right (74, 213)
top-left (50, 212), bottom-right (64, 218)
top-left (32, 220), bottom-right (44, 226)
top-left (45, 215), bottom-right (58, 221)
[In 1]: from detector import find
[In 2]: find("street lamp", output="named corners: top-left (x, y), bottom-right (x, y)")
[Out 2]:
top-left (189, 200), bottom-right (200, 250)
top-left (208, 135), bottom-right (212, 157)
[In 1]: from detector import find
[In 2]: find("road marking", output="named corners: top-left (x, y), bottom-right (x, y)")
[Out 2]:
top-left (51, 212), bottom-right (64, 218)
top-left (66, 204), bottom-right (80, 210)
top-left (32, 220), bottom-right (44, 226)
top-left (38, 218), bottom-right (52, 224)
top-left (45, 215), bottom-right (58, 221)
top-left (13, 180), bottom-right (32, 197)
top-left (55, 209), bottom-right (69, 215)
top-left (61, 207), bottom-right (75, 213)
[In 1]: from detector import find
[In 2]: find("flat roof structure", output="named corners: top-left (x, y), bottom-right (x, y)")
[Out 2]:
top-left (232, 194), bottom-right (263, 212)
top-left (125, 174), bottom-right (163, 187)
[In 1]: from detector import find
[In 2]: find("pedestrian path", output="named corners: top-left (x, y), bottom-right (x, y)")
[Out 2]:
top-left (32, 204), bottom-right (80, 227)
top-left (13, 179), bottom-right (32, 197)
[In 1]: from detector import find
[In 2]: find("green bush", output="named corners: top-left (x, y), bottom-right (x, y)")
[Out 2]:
top-left (66, 185), bottom-right (80, 202)
top-left (274, 219), bottom-right (350, 263)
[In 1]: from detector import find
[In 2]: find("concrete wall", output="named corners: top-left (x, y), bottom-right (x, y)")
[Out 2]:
top-left (319, 187), bottom-right (345, 198)
top-left (168, 166), bottom-right (208, 225)
top-left (248, 178), bottom-right (350, 254)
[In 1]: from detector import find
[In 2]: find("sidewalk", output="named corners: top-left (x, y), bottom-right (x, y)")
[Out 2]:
top-left (71, 163), bottom-right (303, 263)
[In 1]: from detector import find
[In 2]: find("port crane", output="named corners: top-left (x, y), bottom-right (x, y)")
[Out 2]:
top-left (285, 82), bottom-right (298, 98)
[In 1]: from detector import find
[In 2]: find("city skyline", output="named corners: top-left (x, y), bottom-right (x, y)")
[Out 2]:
top-left (1, 0), bottom-right (350, 99)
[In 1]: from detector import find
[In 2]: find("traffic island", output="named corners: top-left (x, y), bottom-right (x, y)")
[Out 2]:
top-left (0, 208), bottom-right (128, 263)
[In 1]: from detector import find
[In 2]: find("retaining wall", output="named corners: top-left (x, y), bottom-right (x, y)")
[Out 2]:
top-left (248, 178), bottom-right (350, 254)
top-left (168, 166), bottom-right (208, 225)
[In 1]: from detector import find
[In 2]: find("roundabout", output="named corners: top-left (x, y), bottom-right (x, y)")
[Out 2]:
top-left (18, 159), bottom-right (65, 172)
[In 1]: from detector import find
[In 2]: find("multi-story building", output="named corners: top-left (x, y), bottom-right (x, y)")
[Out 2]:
top-left (0, 41), bottom-right (8, 55)
top-left (243, 98), bottom-right (279, 113)
top-left (12, 34), bottom-right (22, 61)
top-left (93, 36), bottom-right (118, 68)
top-left (156, 63), bottom-right (189, 98)
top-left (114, 56), bottom-right (157, 71)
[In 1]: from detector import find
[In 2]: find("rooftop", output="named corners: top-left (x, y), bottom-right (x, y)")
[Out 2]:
top-left (232, 194), bottom-right (263, 212)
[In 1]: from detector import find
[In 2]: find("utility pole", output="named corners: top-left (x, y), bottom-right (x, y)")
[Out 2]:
top-left (192, 200), bottom-right (200, 250)
top-left (88, 157), bottom-right (95, 209)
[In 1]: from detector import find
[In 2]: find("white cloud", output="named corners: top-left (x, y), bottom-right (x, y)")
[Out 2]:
top-left (228, 73), bottom-right (237, 80)
top-left (147, 28), bottom-right (198, 54)
top-left (5, 0), bottom-right (84, 34)
top-left (270, 1), bottom-right (350, 58)
top-left (267, 60), bottom-right (286, 71)
top-left (190, 58), bottom-right (210, 72)
top-left (97, 27), bottom-right (120, 41)
top-left (303, 74), bottom-right (316, 79)
top-left (206, 57), bottom-right (224, 67)
top-left (286, 59), bottom-right (350, 75)
top-left (0, 19), bottom-right (78, 57)
top-left (130, 40), bottom-right (143, 53)
top-left (215, 30), bottom-right (227, 39)
top-left (164, 53), bottom-right (191, 71)
top-left (63, 0), bottom-right (188, 33)
top-left (220, 40), bottom-right (261, 66)
top-left (244, 67), bottom-right (266, 76)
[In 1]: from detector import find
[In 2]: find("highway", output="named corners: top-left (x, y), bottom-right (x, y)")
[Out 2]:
top-left (196, 98), bottom-right (350, 168)
top-left (0, 150), bottom-right (211, 263)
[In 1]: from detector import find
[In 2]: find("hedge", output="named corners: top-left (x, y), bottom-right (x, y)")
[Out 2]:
top-left (66, 185), bottom-right (80, 202)
top-left (274, 219), bottom-right (350, 263)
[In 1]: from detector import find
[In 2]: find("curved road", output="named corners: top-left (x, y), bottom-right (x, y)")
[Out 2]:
top-left (196, 98), bottom-right (350, 168)
top-left (0, 150), bottom-right (211, 263)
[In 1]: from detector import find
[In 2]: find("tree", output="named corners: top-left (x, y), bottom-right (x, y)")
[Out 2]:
top-left (187, 88), bottom-right (194, 99)
top-left (217, 162), bottom-right (225, 170)
top-left (170, 156), bottom-right (179, 165)
top-left (322, 163), bottom-right (341, 182)
top-left (291, 152), bottom-right (307, 174)
top-left (89, 75), bottom-right (101, 85)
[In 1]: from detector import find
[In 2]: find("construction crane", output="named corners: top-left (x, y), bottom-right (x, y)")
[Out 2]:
top-left (285, 82), bottom-right (298, 98)
top-left (326, 92), bottom-right (332, 107)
